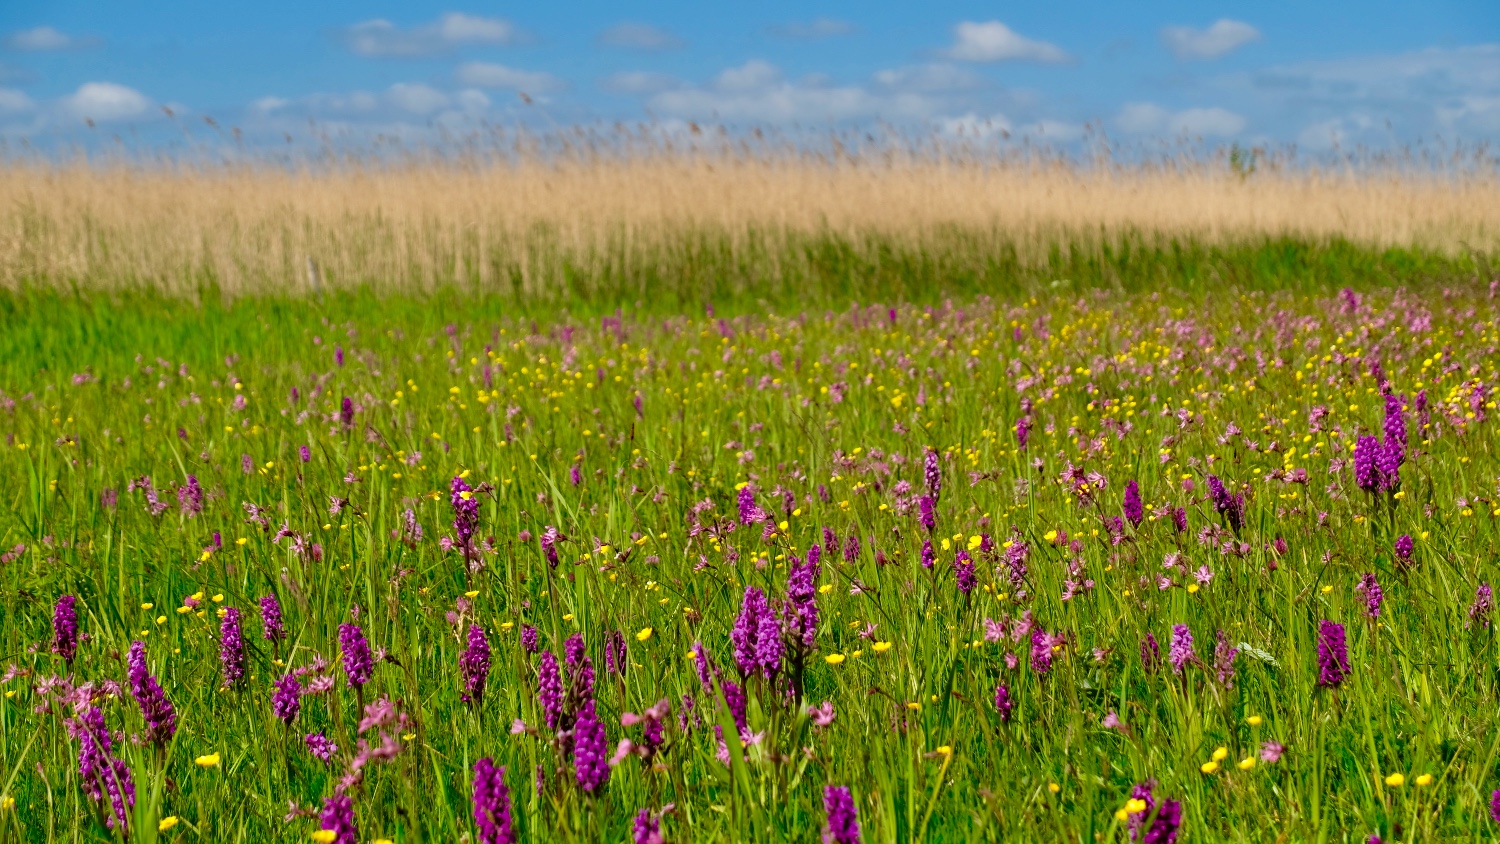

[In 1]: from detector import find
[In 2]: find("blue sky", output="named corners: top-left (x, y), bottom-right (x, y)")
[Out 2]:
top-left (0, 0), bottom-right (1496, 151)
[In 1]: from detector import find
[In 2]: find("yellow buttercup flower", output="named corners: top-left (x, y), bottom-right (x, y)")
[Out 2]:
top-left (1415, 773), bottom-right (1433, 786)
top-left (1245, 715), bottom-right (1263, 726)
top-left (824, 653), bottom-right (846, 665)
top-left (1211, 746), bottom-right (1228, 761)
top-left (158, 816), bottom-right (179, 831)
top-left (464, 590), bottom-right (480, 598)
top-left (310, 832), bottom-right (337, 843)
top-left (872, 641), bottom-right (893, 653)
top-left (1237, 757), bottom-right (1256, 770)
top-left (1200, 760), bottom-right (1220, 774)
top-left (636, 627), bottom-right (654, 642)
top-left (195, 753), bottom-right (221, 768)
top-left (1384, 773), bottom-right (1405, 787)
top-left (0, 795), bottom-right (14, 810)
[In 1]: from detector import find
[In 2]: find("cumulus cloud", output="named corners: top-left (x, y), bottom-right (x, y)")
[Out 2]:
top-left (1020, 119), bottom-right (1084, 141)
top-left (455, 62), bottom-right (566, 94)
top-left (2, 26), bottom-right (100, 51)
top-left (714, 60), bottom-right (782, 93)
top-left (0, 88), bottom-right (34, 114)
top-left (602, 71), bottom-right (682, 95)
top-left (940, 21), bottom-right (1069, 64)
top-left (341, 13), bottom-right (523, 57)
top-left (387, 83), bottom-right (450, 115)
top-left (767, 18), bottom-right (858, 39)
top-left (1116, 102), bottom-right (1246, 136)
top-left (60, 82), bottom-right (150, 122)
top-left (1296, 119), bottom-right (1356, 149)
top-left (455, 89), bottom-right (491, 112)
top-left (1160, 20), bottom-right (1261, 61)
top-left (873, 63), bottom-right (983, 93)
top-left (1202, 43), bottom-right (1500, 142)
top-left (649, 61), bottom-right (869, 122)
top-left (646, 60), bottom-right (985, 123)
top-left (598, 23), bottom-right (684, 51)
top-left (938, 112), bottom-right (1012, 137)
top-left (250, 96), bottom-right (289, 113)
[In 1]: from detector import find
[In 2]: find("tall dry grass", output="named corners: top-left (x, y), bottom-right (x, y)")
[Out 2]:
top-left (2, 151), bottom-right (1497, 296)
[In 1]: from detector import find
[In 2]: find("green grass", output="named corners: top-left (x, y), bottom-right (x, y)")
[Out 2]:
top-left (0, 237), bottom-right (1498, 842)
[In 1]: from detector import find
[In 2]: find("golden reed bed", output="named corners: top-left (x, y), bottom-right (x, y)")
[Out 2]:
top-left (2, 153), bottom-right (1497, 295)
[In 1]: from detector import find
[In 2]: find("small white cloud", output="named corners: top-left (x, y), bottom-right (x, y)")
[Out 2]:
top-left (251, 96), bottom-right (289, 113)
top-left (0, 87), bottom-right (34, 113)
top-left (342, 13), bottom-right (523, 58)
top-left (1172, 107), bottom-right (1247, 136)
top-left (3, 25), bottom-right (98, 51)
top-left (602, 71), bottom-right (682, 95)
top-left (939, 112), bottom-right (1012, 137)
top-left (941, 21), bottom-right (1069, 64)
top-left (437, 13), bottom-right (518, 44)
top-left (873, 63), bottom-right (983, 93)
top-left (1297, 118), bottom-right (1347, 149)
top-left (387, 82), bottom-right (450, 115)
top-left (648, 61), bottom-right (949, 123)
top-left (60, 82), bottom-right (150, 122)
top-left (1117, 101), bottom-right (1246, 137)
top-left (598, 23), bottom-right (684, 51)
top-left (1117, 102), bottom-right (1170, 134)
top-left (1020, 119), bottom-right (1083, 141)
top-left (456, 89), bottom-right (491, 112)
top-left (1160, 20), bottom-right (1261, 61)
top-left (715, 60), bottom-right (781, 93)
top-left (767, 18), bottom-right (857, 39)
top-left (455, 62), bottom-right (566, 93)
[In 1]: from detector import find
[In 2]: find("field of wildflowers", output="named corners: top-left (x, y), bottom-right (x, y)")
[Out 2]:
top-left (3, 279), bottom-right (1500, 843)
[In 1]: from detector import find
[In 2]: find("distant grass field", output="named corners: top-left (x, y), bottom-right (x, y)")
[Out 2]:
top-left (1, 153), bottom-right (1500, 843)
top-left (1, 153), bottom-right (1496, 305)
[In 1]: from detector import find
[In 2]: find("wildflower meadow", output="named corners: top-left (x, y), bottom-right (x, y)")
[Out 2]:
top-left (4, 274), bottom-right (1500, 843)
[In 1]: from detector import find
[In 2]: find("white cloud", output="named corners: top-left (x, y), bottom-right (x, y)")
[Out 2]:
top-left (647, 60), bottom-right (959, 123)
top-left (715, 60), bottom-right (782, 93)
top-left (1249, 44), bottom-right (1500, 103)
top-left (251, 96), bottom-right (289, 113)
top-left (598, 23), bottom-right (684, 51)
top-left (456, 62), bottom-right (566, 94)
top-left (1020, 119), bottom-right (1083, 141)
top-left (939, 112), bottom-right (1012, 137)
top-left (940, 21), bottom-right (1069, 64)
top-left (767, 18), bottom-right (857, 39)
top-left (1160, 20), bottom-right (1261, 61)
top-left (387, 83), bottom-right (450, 115)
top-left (0, 88), bottom-right (34, 113)
top-left (1436, 95), bottom-right (1500, 133)
top-left (602, 71), bottom-right (682, 95)
top-left (60, 82), bottom-right (150, 122)
top-left (341, 13), bottom-right (523, 57)
top-left (873, 63), bottom-right (983, 93)
top-left (1202, 43), bottom-right (1500, 142)
top-left (456, 89), bottom-right (491, 112)
top-left (2, 26), bottom-right (98, 51)
top-left (1117, 101), bottom-right (1246, 136)
top-left (1297, 118), bottom-right (1348, 149)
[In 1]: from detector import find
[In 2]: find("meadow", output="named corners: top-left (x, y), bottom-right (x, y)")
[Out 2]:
top-left (1, 149), bottom-right (1500, 843)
